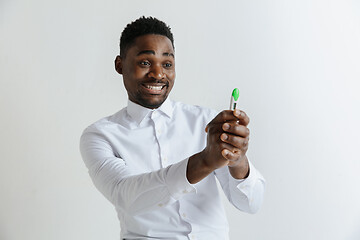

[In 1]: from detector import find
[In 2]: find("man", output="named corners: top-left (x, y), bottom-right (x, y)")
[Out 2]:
top-left (80, 16), bottom-right (265, 240)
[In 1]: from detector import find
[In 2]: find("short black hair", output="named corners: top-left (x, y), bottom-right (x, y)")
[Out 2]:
top-left (119, 16), bottom-right (174, 58)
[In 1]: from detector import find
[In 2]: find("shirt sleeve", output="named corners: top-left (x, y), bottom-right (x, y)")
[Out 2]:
top-left (214, 160), bottom-right (266, 214)
top-left (79, 128), bottom-right (196, 216)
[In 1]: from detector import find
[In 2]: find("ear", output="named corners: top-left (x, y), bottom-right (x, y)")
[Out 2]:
top-left (115, 55), bottom-right (123, 74)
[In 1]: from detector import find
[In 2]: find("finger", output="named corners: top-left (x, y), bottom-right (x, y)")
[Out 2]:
top-left (206, 110), bottom-right (250, 133)
top-left (207, 110), bottom-right (250, 128)
top-left (207, 110), bottom-right (240, 126)
top-left (221, 148), bottom-right (242, 161)
top-left (222, 123), bottom-right (250, 138)
top-left (232, 109), bottom-right (250, 126)
top-left (220, 133), bottom-right (249, 150)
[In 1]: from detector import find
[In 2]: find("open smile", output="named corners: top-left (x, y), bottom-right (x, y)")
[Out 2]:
top-left (141, 83), bottom-right (168, 94)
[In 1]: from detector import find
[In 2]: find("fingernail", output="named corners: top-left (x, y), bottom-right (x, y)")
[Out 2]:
top-left (223, 123), bottom-right (230, 130)
top-left (221, 133), bottom-right (228, 141)
top-left (234, 109), bottom-right (240, 116)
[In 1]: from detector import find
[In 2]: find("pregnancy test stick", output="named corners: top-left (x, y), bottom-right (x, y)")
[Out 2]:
top-left (230, 88), bottom-right (240, 110)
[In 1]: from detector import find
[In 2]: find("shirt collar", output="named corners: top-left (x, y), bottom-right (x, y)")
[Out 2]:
top-left (126, 98), bottom-right (174, 125)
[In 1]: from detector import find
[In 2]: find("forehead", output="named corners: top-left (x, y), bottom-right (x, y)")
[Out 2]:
top-left (127, 34), bottom-right (174, 56)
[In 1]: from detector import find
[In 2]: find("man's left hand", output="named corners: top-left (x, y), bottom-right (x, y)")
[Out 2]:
top-left (206, 109), bottom-right (250, 178)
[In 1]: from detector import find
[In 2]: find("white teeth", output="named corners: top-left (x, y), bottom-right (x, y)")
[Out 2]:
top-left (146, 85), bottom-right (163, 90)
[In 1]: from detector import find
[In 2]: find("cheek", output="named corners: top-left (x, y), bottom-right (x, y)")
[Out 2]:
top-left (134, 66), bottom-right (149, 76)
top-left (167, 71), bottom-right (176, 82)
top-left (124, 66), bottom-right (148, 81)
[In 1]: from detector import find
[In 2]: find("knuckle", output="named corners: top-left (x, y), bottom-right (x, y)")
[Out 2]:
top-left (232, 136), bottom-right (241, 145)
top-left (208, 126), bottom-right (214, 134)
top-left (207, 125), bottom-right (216, 134)
top-left (237, 124), bottom-right (245, 133)
top-left (220, 111), bottom-right (227, 119)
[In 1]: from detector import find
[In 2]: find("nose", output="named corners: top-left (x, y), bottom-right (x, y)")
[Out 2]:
top-left (147, 64), bottom-right (165, 80)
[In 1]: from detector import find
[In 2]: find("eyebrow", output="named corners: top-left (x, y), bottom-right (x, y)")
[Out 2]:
top-left (137, 50), bottom-right (174, 58)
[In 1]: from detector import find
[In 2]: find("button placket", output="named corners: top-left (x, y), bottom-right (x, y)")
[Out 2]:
top-left (154, 113), bottom-right (170, 168)
top-left (161, 154), bottom-right (168, 167)
top-left (152, 111), bottom-right (163, 137)
top-left (151, 111), bottom-right (163, 168)
top-left (178, 199), bottom-right (197, 237)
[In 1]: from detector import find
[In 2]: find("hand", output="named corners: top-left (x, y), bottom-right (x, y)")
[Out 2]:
top-left (202, 109), bottom-right (250, 170)
top-left (186, 109), bottom-right (250, 183)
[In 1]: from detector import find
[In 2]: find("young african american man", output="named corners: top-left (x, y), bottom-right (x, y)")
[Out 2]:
top-left (80, 16), bottom-right (265, 240)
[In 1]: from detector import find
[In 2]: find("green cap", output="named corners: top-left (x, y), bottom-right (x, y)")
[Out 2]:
top-left (232, 88), bottom-right (239, 101)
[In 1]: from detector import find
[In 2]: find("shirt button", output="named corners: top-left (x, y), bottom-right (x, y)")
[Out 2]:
top-left (182, 213), bottom-right (187, 218)
top-left (190, 234), bottom-right (196, 239)
top-left (182, 189), bottom-right (188, 194)
top-left (158, 203), bottom-right (163, 207)
top-left (157, 129), bottom-right (161, 134)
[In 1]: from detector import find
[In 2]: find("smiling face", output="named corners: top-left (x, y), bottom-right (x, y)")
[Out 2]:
top-left (115, 34), bottom-right (175, 109)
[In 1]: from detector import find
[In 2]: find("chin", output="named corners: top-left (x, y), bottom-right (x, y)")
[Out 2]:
top-left (138, 97), bottom-right (167, 109)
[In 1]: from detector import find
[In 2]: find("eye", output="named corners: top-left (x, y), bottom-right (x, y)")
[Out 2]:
top-left (163, 62), bottom-right (173, 68)
top-left (139, 60), bottom-right (150, 67)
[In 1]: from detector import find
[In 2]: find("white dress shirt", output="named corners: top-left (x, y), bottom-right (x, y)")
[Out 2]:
top-left (80, 98), bottom-right (265, 240)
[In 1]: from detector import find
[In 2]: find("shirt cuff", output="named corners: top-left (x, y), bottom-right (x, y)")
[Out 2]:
top-left (229, 160), bottom-right (265, 196)
top-left (165, 158), bottom-right (197, 200)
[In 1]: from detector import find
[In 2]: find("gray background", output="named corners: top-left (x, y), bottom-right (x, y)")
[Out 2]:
top-left (1, 0), bottom-right (359, 239)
